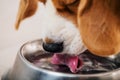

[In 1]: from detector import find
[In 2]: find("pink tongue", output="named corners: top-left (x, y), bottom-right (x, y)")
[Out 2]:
top-left (51, 54), bottom-right (83, 73)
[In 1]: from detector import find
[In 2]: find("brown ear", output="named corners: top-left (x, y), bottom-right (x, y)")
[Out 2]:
top-left (15, 0), bottom-right (38, 30)
top-left (77, 0), bottom-right (120, 57)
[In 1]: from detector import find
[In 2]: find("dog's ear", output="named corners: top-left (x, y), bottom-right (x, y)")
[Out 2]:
top-left (77, 0), bottom-right (120, 57)
top-left (15, 0), bottom-right (38, 29)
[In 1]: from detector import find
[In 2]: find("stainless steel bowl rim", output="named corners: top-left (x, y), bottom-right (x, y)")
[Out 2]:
top-left (19, 39), bottom-right (120, 78)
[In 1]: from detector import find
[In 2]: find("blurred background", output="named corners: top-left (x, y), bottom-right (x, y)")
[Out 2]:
top-left (0, 0), bottom-right (44, 77)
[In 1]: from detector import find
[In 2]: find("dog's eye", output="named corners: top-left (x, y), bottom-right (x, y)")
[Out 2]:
top-left (64, 0), bottom-right (79, 5)
top-left (64, 0), bottom-right (80, 14)
top-left (53, 0), bottom-right (79, 14)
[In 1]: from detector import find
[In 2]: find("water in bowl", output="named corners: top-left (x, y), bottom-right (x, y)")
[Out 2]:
top-left (25, 50), bottom-right (120, 74)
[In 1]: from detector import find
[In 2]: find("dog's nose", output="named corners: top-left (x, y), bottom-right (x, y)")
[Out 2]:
top-left (43, 42), bottom-right (63, 53)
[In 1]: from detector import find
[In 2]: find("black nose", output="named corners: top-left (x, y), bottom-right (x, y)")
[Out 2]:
top-left (43, 42), bottom-right (63, 53)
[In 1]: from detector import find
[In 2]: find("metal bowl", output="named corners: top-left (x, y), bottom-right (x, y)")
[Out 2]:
top-left (2, 39), bottom-right (120, 80)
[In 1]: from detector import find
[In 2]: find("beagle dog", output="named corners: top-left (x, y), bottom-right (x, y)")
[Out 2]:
top-left (15, 0), bottom-right (120, 57)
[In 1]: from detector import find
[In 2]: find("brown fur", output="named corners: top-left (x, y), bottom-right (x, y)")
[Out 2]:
top-left (15, 0), bottom-right (38, 29)
top-left (15, 0), bottom-right (120, 57)
top-left (15, 0), bottom-right (46, 29)
top-left (52, 0), bottom-right (80, 26)
top-left (78, 0), bottom-right (120, 56)
top-left (38, 0), bottom-right (46, 4)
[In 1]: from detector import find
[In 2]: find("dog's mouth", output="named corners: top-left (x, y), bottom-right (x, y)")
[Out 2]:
top-left (51, 53), bottom-right (83, 73)
top-left (25, 51), bottom-right (82, 73)
top-left (25, 50), bottom-right (120, 74)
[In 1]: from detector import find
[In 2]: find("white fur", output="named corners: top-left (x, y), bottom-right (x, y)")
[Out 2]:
top-left (23, 0), bottom-right (87, 55)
